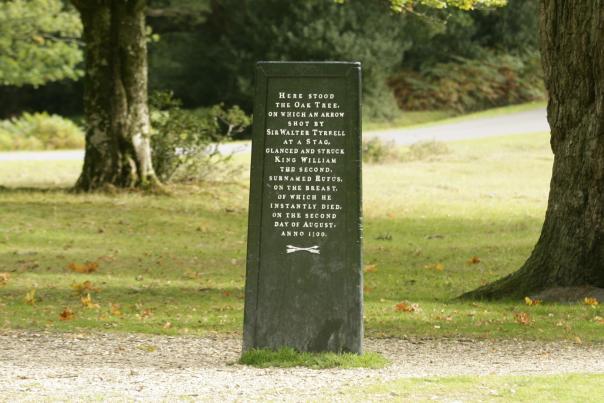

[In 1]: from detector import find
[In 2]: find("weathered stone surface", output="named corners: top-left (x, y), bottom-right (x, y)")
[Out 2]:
top-left (244, 62), bottom-right (363, 353)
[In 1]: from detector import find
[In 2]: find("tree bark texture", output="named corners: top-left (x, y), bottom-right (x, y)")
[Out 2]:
top-left (463, 0), bottom-right (604, 299)
top-left (73, 0), bottom-right (158, 190)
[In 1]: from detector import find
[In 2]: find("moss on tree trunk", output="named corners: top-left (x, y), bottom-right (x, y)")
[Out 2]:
top-left (462, 0), bottom-right (604, 299)
top-left (72, 0), bottom-right (159, 191)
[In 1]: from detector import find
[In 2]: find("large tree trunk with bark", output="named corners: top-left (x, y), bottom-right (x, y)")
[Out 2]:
top-left (72, 0), bottom-right (159, 191)
top-left (463, 0), bottom-right (604, 299)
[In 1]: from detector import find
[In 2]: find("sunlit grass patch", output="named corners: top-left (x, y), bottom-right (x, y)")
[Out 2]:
top-left (341, 373), bottom-right (604, 402)
top-left (2, 131), bottom-right (603, 341)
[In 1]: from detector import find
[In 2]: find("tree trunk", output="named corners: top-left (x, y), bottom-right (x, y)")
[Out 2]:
top-left (73, 0), bottom-right (159, 191)
top-left (463, 0), bottom-right (604, 299)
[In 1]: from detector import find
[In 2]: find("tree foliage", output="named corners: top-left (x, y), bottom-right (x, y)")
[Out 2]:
top-left (386, 0), bottom-right (506, 11)
top-left (151, 0), bottom-right (411, 120)
top-left (0, 0), bottom-right (82, 87)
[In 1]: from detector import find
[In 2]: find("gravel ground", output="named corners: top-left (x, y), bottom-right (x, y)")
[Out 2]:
top-left (1, 331), bottom-right (603, 402)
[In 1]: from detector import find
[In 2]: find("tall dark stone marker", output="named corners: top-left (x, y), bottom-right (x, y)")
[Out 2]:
top-left (243, 62), bottom-right (363, 354)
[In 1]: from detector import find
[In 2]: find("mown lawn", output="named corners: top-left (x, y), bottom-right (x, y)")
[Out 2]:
top-left (341, 373), bottom-right (604, 402)
top-left (1, 132), bottom-right (603, 341)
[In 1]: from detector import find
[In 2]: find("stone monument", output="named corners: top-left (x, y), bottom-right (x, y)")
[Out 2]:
top-left (243, 61), bottom-right (363, 353)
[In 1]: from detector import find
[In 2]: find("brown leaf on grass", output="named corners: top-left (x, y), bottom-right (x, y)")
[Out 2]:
top-left (162, 321), bottom-right (172, 329)
top-left (59, 308), bottom-right (75, 321)
top-left (524, 296), bottom-right (542, 306)
top-left (71, 281), bottom-right (100, 294)
top-left (0, 272), bottom-right (10, 287)
top-left (109, 303), bottom-right (122, 316)
top-left (137, 308), bottom-right (153, 320)
top-left (584, 297), bottom-right (599, 307)
top-left (593, 316), bottom-right (604, 324)
top-left (24, 289), bottom-right (36, 305)
top-left (466, 256), bottom-right (481, 265)
top-left (80, 293), bottom-right (100, 309)
top-left (67, 261), bottom-right (99, 273)
top-left (424, 263), bottom-right (445, 271)
top-left (514, 312), bottom-right (531, 325)
top-left (395, 302), bottom-right (417, 313)
top-left (222, 291), bottom-right (232, 297)
top-left (363, 264), bottom-right (378, 273)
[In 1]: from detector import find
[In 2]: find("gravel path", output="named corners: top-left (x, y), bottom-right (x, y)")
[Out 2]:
top-left (365, 107), bottom-right (549, 146)
top-left (1, 331), bottom-right (603, 402)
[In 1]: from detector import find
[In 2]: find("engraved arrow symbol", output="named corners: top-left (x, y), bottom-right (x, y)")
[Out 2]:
top-left (286, 245), bottom-right (320, 254)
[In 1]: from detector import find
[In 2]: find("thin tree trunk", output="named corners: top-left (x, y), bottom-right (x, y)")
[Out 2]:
top-left (462, 0), bottom-right (604, 299)
top-left (73, 0), bottom-right (159, 191)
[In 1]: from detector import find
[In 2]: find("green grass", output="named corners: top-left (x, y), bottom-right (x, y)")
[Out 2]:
top-left (1, 132), bottom-right (603, 341)
top-left (363, 110), bottom-right (455, 131)
top-left (341, 373), bottom-right (604, 402)
top-left (0, 159), bottom-right (80, 188)
top-left (240, 347), bottom-right (388, 369)
top-left (364, 101), bottom-right (546, 132)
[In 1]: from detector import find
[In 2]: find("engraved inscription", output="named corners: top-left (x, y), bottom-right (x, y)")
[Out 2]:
top-left (264, 89), bottom-right (346, 244)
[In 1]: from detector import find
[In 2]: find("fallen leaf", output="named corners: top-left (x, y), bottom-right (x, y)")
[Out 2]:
top-left (514, 312), bottom-right (531, 325)
top-left (593, 316), bottom-right (604, 324)
top-left (163, 321), bottom-right (172, 329)
top-left (71, 281), bottom-right (100, 294)
top-left (0, 272), bottom-right (10, 287)
top-left (363, 264), bottom-right (378, 273)
top-left (137, 308), bottom-right (152, 320)
top-left (424, 263), bottom-right (445, 271)
top-left (80, 293), bottom-right (100, 309)
top-left (109, 303), bottom-right (122, 316)
top-left (584, 297), bottom-right (599, 307)
top-left (59, 308), bottom-right (75, 321)
top-left (24, 289), bottom-right (36, 305)
top-left (574, 336), bottom-right (582, 344)
top-left (524, 296), bottom-right (542, 306)
top-left (67, 261), bottom-right (99, 274)
top-left (467, 256), bottom-right (481, 265)
top-left (222, 290), bottom-right (232, 297)
top-left (395, 302), bottom-right (418, 313)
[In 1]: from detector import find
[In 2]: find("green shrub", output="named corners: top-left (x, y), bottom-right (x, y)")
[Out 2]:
top-left (390, 51), bottom-right (545, 113)
top-left (362, 138), bottom-right (400, 164)
top-left (0, 112), bottom-right (84, 151)
top-left (149, 91), bottom-right (251, 183)
top-left (401, 141), bottom-right (450, 162)
top-left (362, 138), bottom-right (450, 164)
